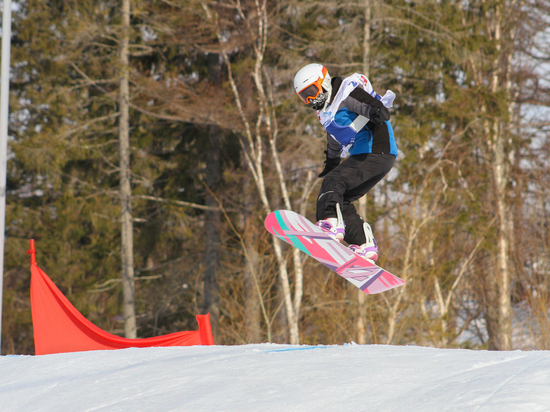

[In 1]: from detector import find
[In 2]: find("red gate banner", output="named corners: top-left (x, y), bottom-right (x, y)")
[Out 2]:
top-left (29, 240), bottom-right (214, 355)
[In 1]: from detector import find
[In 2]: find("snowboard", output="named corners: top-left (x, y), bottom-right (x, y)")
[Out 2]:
top-left (264, 210), bottom-right (405, 294)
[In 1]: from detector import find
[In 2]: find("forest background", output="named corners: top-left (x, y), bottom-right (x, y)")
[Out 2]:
top-left (2, 0), bottom-right (550, 355)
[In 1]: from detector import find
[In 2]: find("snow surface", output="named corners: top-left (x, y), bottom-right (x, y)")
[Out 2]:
top-left (1, 343), bottom-right (550, 411)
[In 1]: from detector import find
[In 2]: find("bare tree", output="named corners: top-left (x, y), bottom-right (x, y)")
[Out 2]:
top-left (200, 0), bottom-right (313, 344)
top-left (464, 2), bottom-right (517, 350)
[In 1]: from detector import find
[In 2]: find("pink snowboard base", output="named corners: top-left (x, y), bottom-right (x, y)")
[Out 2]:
top-left (265, 210), bottom-right (405, 294)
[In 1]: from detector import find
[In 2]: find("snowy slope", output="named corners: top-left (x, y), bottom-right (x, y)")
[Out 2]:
top-left (1, 344), bottom-right (549, 411)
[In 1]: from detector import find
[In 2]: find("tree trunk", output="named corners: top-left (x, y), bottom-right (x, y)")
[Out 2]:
top-left (491, 121), bottom-right (514, 350)
top-left (203, 125), bottom-right (221, 336)
top-left (487, 4), bottom-right (513, 350)
top-left (202, 53), bottom-right (223, 336)
top-left (119, 0), bottom-right (136, 339)
top-left (244, 235), bottom-right (262, 343)
top-left (356, 0), bottom-right (372, 346)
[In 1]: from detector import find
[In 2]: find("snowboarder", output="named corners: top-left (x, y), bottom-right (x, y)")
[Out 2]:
top-left (293, 63), bottom-right (397, 263)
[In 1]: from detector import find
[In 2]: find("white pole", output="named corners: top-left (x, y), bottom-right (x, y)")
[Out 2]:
top-left (0, 0), bottom-right (13, 352)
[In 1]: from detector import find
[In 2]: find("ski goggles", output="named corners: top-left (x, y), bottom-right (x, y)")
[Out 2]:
top-left (297, 67), bottom-right (328, 104)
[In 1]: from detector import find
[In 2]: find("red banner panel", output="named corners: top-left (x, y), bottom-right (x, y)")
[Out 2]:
top-left (28, 240), bottom-right (214, 355)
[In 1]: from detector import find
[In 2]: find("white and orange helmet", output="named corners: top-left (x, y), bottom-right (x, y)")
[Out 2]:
top-left (294, 63), bottom-right (332, 109)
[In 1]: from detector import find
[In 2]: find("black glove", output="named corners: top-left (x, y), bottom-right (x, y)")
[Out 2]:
top-left (369, 106), bottom-right (390, 124)
top-left (318, 152), bottom-right (340, 178)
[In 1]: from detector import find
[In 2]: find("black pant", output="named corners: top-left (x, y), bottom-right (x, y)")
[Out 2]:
top-left (316, 153), bottom-right (395, 246)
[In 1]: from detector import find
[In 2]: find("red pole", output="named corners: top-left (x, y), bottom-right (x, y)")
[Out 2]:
top-left (27, 239), bottom-right (36, 265)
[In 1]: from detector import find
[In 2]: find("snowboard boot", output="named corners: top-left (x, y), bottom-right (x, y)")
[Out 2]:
top-left (349, 222), bottom-right (378, 263)
top-left (316, 203), bottom-right (345, 242)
